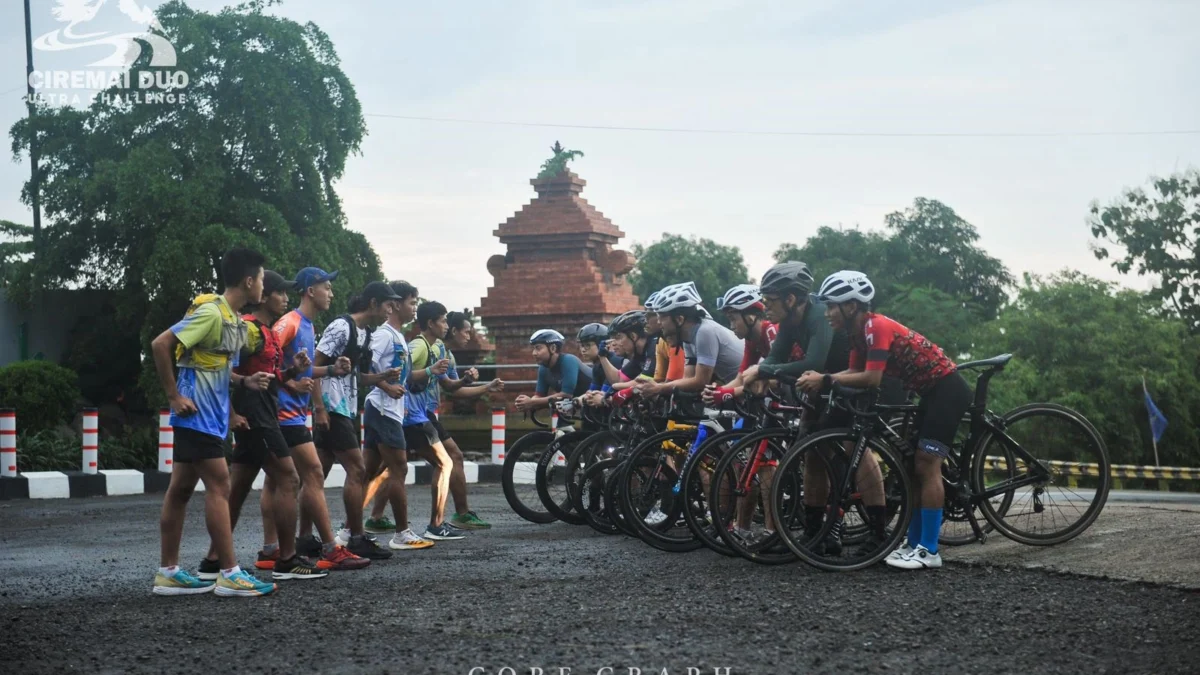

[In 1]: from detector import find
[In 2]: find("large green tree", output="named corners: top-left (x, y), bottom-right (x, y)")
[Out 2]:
top-left (9, 0), bottom-right (379, 403)
top-left (973, 271), bottom-right (1200, 466)
top-left (1089, 169), bottom-right (1200, 332)
top-left (630, 233), bottom-right (750, 317)
top-left (0, 220), bottom-right (32, 288)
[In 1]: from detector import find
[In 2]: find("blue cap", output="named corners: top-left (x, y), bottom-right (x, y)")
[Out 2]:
top-left (293, 267), bottom-right (339, 291)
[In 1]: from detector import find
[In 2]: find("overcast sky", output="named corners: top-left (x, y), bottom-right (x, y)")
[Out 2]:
top-left (2, 0), bottom-right (1198, 312)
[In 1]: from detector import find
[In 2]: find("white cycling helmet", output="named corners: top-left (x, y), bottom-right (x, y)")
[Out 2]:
top-left (816, 271), bottom-right (875, 304)
top-left (652, 282), bottom-right (703, 314)
top-left (718, 284), bottom-right (764, 312)
top-left (644, 290), bottom-right (661, 310)
top-left (529, 329), bottom-right (565, 346)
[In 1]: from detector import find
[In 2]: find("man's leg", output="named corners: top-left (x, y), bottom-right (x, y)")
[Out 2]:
top-left (194, 457), bottom-right (236, 569)
top-left (260, 474), bottom-right (277, 549)
top-left (159, 462), bottom-right (201, 568)
top-left (439, 435), bottom-right (469, 515)
top-left (415, 441), bottom-right (452, 528)
top-left (262, 453), bottom-right (300, 561)
top-left (337, 446), bottom-right (366, 537)
top-left (205, 461), bottom-right (260, 562)
top-left (291, 442), bottom-right (336, 545)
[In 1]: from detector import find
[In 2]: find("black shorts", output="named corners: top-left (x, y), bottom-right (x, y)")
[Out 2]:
top-left (429, 415), bottom-right (451, 442)
top-left (232, 426), bottom-right (290, 466)
top-left (314, 412), bottom-right (359, 453)
top-left (403, 421), bottom-right (440, 453)
top-left (914, 372), bottom-right (972, 456)
top-left (173, 426), bottom-right (228, 463)
top-left (280, 424), bottom-right (313, 449)
top-left (363, 404), bottom-right (406, 451)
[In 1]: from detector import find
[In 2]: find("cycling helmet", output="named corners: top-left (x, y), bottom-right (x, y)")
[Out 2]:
top-left (760, 261), bottom-right (815, 297)
top-left (609, 310), bottom-right (648, 336)
top-left (576, 323), bottom-right (609, 344)
top-left (643, 291), bottom-right (661, 310)
top-left (719, 284), bottom-right (764, 312)
top-left (653, 282), bottom-right (703, 314)
top-left (529, 329), bottom-right (566, 346)
top-left (816, 271), bottom-right (875, 304)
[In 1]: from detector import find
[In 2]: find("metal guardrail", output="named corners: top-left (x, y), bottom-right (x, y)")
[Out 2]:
top-left (981, 456), bottom-right (1200, 481)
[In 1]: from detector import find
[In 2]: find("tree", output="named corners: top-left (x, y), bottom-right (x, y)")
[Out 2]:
top-left (1089, 169), bottom-right (1200, 332)
top-left (972, 271), bottom-right (1200, 466)
top-left (0, 220), bottom-right (32, 289)
top-left (630, 234), bottom-right (750, 318)
top-left (8, 0), bottom-right (379, 403)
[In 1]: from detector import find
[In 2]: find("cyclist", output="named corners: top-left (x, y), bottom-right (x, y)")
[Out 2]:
top-left (514, 329), bottom-right (593, 412)
top-left (638, 282), bottom-right (744, 396)
top-left (705, 284), bottom-right (777, 404)
top-left (799, 270), bottom-right (971, 570)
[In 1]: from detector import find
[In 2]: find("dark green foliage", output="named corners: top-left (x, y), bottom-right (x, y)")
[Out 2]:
top-left (0, 361), bottom-right (81, 433)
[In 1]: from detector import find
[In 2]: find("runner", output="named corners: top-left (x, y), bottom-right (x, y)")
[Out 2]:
top-left (267, 267), bottom-right (370, 572)
top-left (314, 281), bottom-right (403, 560)
top-left (801, 270), bottom-right (971, 571)
top-left (149, 247), bottom-right (276, 597)
top-left (638, 282), bottom-right (744, 396)
top-left (514, 329), bottom-right (593, 412)
top-left (359, 281), bottom-right (434, 551)
top-left (402, 301), bottom-right (466, 541)
top-left (197, 270), bottom-right (327, 582)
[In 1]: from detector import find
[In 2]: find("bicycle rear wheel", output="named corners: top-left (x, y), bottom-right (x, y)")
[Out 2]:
top-left (709, 428), bottom-right (802, 565)
top-left (502, 430), bottom-right (558, 524)
top-left (620, 429), bottom-right (704, 553)
top-left (972, 403), bottom-right (1110, 546)
top-left (680, 429), bottom-right (748, 557)
top-left (536, 430), bottom-right (591, 525)
top-left (580, 457), bottom-right (621, 535)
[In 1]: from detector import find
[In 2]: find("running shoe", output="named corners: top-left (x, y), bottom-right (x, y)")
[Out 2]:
top-left (273, 555), bottom-right (328, 581)
top-left (215, 570), bottom-right (277, 597)
top-left (886, 545), bottom-right (943, 570)
top-left (424, 523), bottom-right (466, 541)
top-left (451, 511), bottom-right (491, 530)
top-left (885, 541), bottom-right (915, 562)
top-left (254, 548), bottom-right (279, 571)
top-left (152, 569), bottom-right (215, 596)
top-left (296, 534), bottom-right (323, 558)
top-left (348, 534), bottom-right (393, 560)
top-left (196, 557), bottom-right (220, 581)
top-left (334, 526), bottom-right (352, 547)
top-left (644, 504), bottom-right (668, 526)
top-left (389, 529), bottom-right (435, 550)
top-left (365, 516), bottom-right (396, 534)
top-left (319, 545), bottom-right (372, 570)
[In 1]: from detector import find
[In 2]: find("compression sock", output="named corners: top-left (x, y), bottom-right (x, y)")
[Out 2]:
top-left (865, 505), bottom-right (888, 539)
top-left (919, 508), bottom-right (942, 554)
top-left (907, 508), bottom-right (922, 547)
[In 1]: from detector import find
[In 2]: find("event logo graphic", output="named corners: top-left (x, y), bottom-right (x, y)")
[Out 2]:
top-left (28, 0), bottom-right (190, 105)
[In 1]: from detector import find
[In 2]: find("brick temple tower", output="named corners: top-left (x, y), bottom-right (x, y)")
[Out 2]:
top-left (476, 168), bottom-right (640, 390)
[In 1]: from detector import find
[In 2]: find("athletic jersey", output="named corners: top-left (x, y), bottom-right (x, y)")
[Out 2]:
top-left (169, 295), bottom-right (245, 439)
top-left (591, 353), bottom-right (626, 391)
top-left (536, 353), bottom-right (592, 397)
top-left (233, 315), bottom-right (285, 430)
top-left (654, 337), bottom-right (671, 381)
top-left (273, 310), bottom-right (316, 427)
top-left (850, 313), bottom-right (957, 394)
top-left (617, 337), bottom-right (655, 383)
top-left (316, 316), bottom-right (369, 418)
top-left (681, 320), bottom-right (744, 384)
top-left (761, 296), bottom-right (849, 377)
top-left (740, 321), bottom-right (779, 374)
top-left (365, 322), bottom-right (409, 424)
top-left (405, 335), bottom-right (452, 424)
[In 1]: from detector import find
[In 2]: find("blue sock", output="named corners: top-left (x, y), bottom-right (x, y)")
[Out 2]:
top-left (906, 509), bottom-right (922, 547)
top-left (919, 508), bottom-right (942, 553)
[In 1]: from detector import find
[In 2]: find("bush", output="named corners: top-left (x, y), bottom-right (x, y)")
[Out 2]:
top-left (0, 360), bottom-right (81, 433)
top-left (100, 425), bottom-right (158, 470)
top-left (15, 429), bottom-right (80, 472)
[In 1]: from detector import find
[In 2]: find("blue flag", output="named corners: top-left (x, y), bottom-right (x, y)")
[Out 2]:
top-left (1144, 390), bottom-right (1168, 443)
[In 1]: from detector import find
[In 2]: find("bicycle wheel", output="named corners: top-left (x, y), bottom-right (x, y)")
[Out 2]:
top-left (620, 429), bottom-right (705, 553)
top-left (567, 430), bottom-right (621, 516)
top-left (502, 430), bottom-right (558, 524)
top-left (774, 429), bottom-right (913, 572)
top-left (709, 428), bottom-right (803, 565)
top-left (606, 460), bottom-right (639, 538)
top-left (972, 403), bottom-right (1110, 545)
top-left (580, 457), bottom-right (621, 535)
top-left (680, 429), bottom-right (748, 557)
top-left (536, 430), bottom-right (591, 525)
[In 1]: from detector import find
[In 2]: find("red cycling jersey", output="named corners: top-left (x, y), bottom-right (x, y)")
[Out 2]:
top-left (849, 313), bottom-right (956, 394)
top-left (740, 321), bottom-right (779, 373)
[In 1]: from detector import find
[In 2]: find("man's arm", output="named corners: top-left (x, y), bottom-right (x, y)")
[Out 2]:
top-left (151, 329), bottom-right (185, 404)
top-left (761, 316), bottom-right (833, 379)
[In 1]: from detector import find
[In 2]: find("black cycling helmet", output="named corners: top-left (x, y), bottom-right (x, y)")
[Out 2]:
top-left (760, 261), bottom-right (815, 297)
top-left (529, 329), bottom-right (565, 346)
top-left (577, 323), bottom-right (609, 344)
top-left (608, 310), bottom-right (648, 337)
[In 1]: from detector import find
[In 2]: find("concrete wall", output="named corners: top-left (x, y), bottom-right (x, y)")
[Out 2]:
top-left (0, 288), bottom-right (117, 366)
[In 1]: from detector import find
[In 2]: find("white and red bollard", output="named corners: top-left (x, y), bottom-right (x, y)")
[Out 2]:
top-left (0, 408), bottom-right (16, 477)
top-left (81, 408), bottom-right (99, 474)
top-left (158, 408), bottom-right (173, 472)
top-left (491, 407), bottom-right (506, 463)
top-left (551, 412), bottom-right (559, 432)
top-left (306, 412), bottom-right (313, 434)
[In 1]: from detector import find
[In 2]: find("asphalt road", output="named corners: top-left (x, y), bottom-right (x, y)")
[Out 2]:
top-left (1, 486), bottom-right (1197, 675)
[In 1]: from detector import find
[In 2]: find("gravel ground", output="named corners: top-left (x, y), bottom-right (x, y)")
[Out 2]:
top-left (1, 485), bottom-right (1196, 675)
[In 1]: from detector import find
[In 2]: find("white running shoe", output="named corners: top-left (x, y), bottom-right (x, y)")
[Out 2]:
top-left (389, 529), bottom-right (434, 550)
top-left (644, 505), bottom-right (668, 526)
top-left (334, 527), bottom-right (352, 547)
top-left (886, 541), bottom-right (915, 562)
top-left (886, 544), bottom-right (942, 570)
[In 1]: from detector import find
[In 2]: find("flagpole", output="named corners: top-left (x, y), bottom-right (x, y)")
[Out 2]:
top-left (1143, 375), bottom-right (1161, 467)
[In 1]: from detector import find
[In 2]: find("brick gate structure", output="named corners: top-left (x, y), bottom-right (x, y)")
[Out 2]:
top-left (476, 169), bottom-right (641, 397)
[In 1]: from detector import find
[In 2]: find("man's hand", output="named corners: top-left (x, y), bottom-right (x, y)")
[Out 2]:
top-left (381, 367), bottom-right (403, 381)
top-left (313, 407), bottom-right (330, 431)
top-left (797, 370), bottom-right (825, 394)
top-left (332, 356), bottom-right (353, 377)
top-left (514, 394), bottom-right (530, 412)
top-left (582, 390), bottom-right (605, 407)
top-left (292, 350), bottom-right (311, 371)
top-left (486, 379), bottom-right (504, 393)
top-left (636, 381), bottom-right (665, 397)
top-left (286, 377), bottom-right (314, 395)
top-left (430, 358), bottom-right (451, 376)
top-left (169, 393), bottom-right (197, 417)
top-left (378, 381), bottom-right (406, 399)
top-left (231, 413), bottom-right (250, 432)
top-left (702, 384), bottom-right (717, 404)
top-left (741, 364), bottom-right (760, 385)
top-left (244, 372), bottom-right (274, 392)
top-left (464, 367), bottom-right (480, 383)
